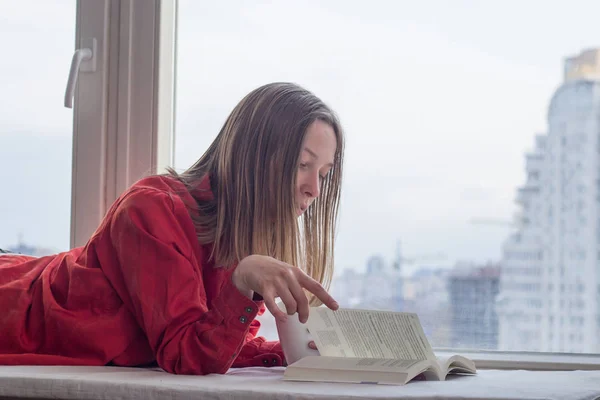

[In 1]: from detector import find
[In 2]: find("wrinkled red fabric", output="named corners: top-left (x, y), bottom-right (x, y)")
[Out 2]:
top-left (0, 175), bottom-right (284, 374)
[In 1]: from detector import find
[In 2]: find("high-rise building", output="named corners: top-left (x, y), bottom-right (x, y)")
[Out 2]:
top-left (403, 267), bottom-right (452, 347)
top-left (496, 134), bottom-right (546, 351)
top-left (497, 48), bottom-right (600, 353)
top-left (447, 263), bottom-right (500, 350)
top-left (359, 254), bottom-right (398, 311)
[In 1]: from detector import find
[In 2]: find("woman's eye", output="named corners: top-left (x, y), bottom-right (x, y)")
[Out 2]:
top-left (299, 163), bottom-right (308, 169)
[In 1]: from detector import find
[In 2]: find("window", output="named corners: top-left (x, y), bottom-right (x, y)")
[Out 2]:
top-left (174, 1), bottom-right (600, 355)
top-left (0, 0), bottom-right (171, 253)
top-left (7, 0), bottom-right (600, 362)
top-left (0, 1), bottom-right (75, 255)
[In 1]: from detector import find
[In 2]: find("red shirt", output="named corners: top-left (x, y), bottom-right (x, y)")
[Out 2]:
top-left (0, 175), bottom-right (284, 374)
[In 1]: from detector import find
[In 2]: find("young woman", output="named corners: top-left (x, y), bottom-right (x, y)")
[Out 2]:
top-left (0, 82), bottom-right (344, 375)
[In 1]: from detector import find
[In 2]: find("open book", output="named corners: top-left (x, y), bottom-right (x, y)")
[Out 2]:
top-left (279, 306), bottom-right (476, 385)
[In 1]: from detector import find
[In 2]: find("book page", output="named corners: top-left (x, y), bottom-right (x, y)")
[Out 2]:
top-left (285, 356), bottom-right (432, 385)
top-left (436, 355), bottom-right (477, 377)
top-left (289, 355), bottom-right (427, 373)
top-left (306, 308), bottom-right (436, 362)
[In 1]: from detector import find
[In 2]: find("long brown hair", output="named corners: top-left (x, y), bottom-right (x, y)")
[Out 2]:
top-left (170, 82), bottom-right (344, 300)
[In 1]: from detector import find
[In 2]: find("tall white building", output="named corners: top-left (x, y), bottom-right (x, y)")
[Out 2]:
top-left (496, 135), bottom-right (546, 351)
top-left (497, 48), bottom-right (600, 353)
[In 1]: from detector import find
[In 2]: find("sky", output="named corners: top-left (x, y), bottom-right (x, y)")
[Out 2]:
top-left (1, 0), bottom-right (599, 276)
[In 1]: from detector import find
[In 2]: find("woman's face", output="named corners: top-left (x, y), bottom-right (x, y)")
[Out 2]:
top-left (295, 119), bottom-right (337, 217)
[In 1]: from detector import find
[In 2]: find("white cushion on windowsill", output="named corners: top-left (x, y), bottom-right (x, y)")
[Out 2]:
top-left (1, 365), bottom-right (599, 400)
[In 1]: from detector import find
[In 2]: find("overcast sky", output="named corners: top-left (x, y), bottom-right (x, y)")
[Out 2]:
top-left (1, 0), bottom-right (599, 275)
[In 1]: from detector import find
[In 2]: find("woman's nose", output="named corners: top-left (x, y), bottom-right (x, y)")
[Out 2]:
top-left (304, 173), bottom-right (320, 198)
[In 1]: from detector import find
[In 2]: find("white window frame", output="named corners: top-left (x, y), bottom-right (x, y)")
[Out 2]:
top-left (69, 0), bottom-right (600, 371)
top-left (71, 0), bottom-right (176, 248)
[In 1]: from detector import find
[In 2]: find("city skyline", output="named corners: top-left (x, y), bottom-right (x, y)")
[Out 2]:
top-left (3, 1), bottom-right (600, 276)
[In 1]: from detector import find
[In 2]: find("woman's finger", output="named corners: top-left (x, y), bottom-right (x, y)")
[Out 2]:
top-left (275, 283), bottom-right (298, 317)
top-left (263, 291), bottom-right (288, 323)
top-left (297, 272), bottom-right (339, 310)
top-left (285, 272), bottom-right (310, 323)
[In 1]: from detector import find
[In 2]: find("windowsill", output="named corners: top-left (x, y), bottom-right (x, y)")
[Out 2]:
top-left (435, 348), bottom-right (600, 371)
top-left (2, 365), bottom-right (600, 400)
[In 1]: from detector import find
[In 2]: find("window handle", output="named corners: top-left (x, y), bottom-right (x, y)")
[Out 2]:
top-left (64, 38), bottom-right (96, 108)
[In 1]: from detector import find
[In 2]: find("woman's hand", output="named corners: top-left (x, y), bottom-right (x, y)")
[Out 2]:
top-left (308, 341), bottom-right (318, 350)
top-left (232, 254), bottom-right (339, 323)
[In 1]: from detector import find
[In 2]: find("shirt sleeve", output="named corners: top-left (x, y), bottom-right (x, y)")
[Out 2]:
top-left (105, 187), bottom-right (264, 375)
top-left (230, 305), bottom-right (286, 368)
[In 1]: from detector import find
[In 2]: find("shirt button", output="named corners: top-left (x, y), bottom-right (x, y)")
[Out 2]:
top-left (245, 307), bottom-right (253, 313)
top-left (239, 316), bottom-right (247, 324)
top-left (272, 358), bottom-right (278, 365)
top-left (263, 359), bottom-right (269, 365)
